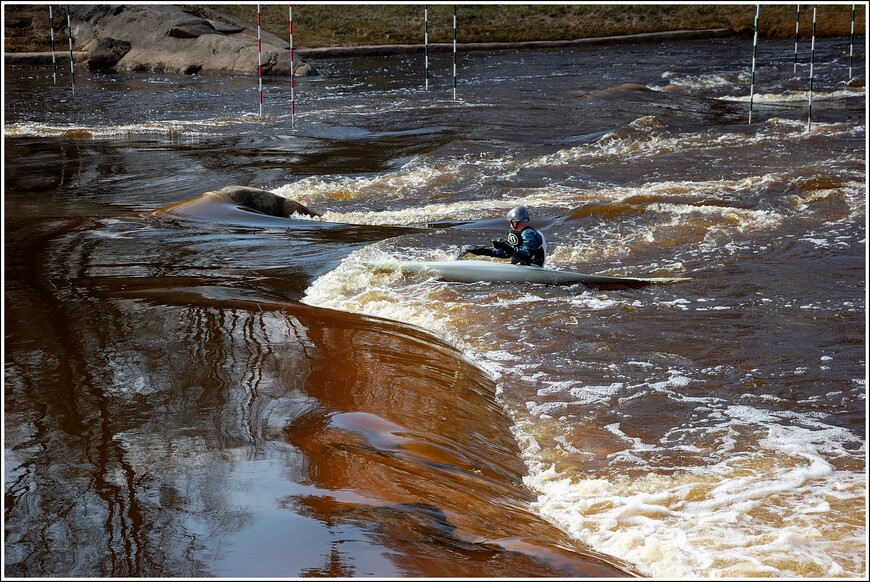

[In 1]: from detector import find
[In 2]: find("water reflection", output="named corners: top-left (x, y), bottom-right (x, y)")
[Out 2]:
top-left (4, 210), bottom-right (636, 576)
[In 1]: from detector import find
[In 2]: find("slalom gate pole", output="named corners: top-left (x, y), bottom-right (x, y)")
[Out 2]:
top-left (793, 5), bottom-right (800, 76)
top-left (49, 5), bottom-right (58, 84)
top-left (424, 5), bottom-right (429, 91)
top-left (848, 4), bottom-right (856, 81)
top-left (257, 4), bottom-right (263, 117)
top-left (749, 4), bottom-right (759, 124)
top-left (289, 5), bottom-right (295, 127)
top-left (66, 5), bottom-right (75, 90)
top-left (452, 5), bottom-right (457, 100)
top-left (807, 5), bottom-right (817, 131)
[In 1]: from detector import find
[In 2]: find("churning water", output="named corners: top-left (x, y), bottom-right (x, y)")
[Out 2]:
top-left (4, 35), bottom-right (866, 578)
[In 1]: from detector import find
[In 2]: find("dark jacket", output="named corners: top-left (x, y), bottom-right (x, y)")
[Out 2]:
top-left (470, 227), bottom-right (546, 267)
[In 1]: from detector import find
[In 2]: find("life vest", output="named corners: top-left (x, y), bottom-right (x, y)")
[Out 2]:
top-left (507, 228), bottom-right (546, 267)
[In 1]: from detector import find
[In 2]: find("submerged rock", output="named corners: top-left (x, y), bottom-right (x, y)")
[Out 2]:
top-left (215, 186), bottom-right (321, 219)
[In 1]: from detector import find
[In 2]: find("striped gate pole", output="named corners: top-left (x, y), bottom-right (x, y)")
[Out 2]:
top-left (289, 5), bottom-right (296, 127)
top-left (848, 4), bottom-right (856, 81)
top-left (452, 5), bottom-right (457, 100)
top-left (424, 5), bottom-right (429, 91)
top-left (793, 5), bottom-right (800, 76)
top-left (257, 4), bottom-right (263, 117)
top-left (807, 5), bottom-right (817, 131)
top-left (66, 5), bottom-right (75, 90)
top-left (748, 4), bottom-right (759, 124)
top-left (49, 5), bottom-right (58, 84)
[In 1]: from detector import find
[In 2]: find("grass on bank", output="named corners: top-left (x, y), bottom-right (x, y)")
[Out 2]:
top-left (199, 4), bottom-right (867, 47)
top-left (4, 4), bottom-right (866, 53)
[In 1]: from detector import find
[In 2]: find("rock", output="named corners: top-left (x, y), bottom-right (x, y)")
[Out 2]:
top-left (293, 62), bottom-right (315, 76)
top-left (86, 37), bottom-right (131, 71)
top-left (168, 20), bottom-right (219, 39)
top-left (216, 186), bottom-right (321, 218)
top-left (81, 5), bottom-right (112, 25)
top-left (69, 4), bottom-right (314, 77)
top-left (207, 19), bottom-right (244, 34)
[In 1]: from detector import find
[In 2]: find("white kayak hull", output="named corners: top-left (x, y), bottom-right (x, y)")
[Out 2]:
top-left (394, 260), bottom-right (689, 286)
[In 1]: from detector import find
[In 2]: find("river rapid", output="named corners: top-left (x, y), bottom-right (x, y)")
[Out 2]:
top-left (3, 34), bottom-right (866, 579)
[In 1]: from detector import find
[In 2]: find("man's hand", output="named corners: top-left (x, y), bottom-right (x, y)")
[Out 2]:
top-left (492, 239), bottom-right (514, 254)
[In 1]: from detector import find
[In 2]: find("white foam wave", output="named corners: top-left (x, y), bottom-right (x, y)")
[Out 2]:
top-left (276, 167), bottom-right (576, 227)
top-left (722, 87), bottom-right (866, 104)
top-left (529, 116), bottom-right (862, 166)
top-left (653, 69), bottom-right (865, 103)
top-left (509, 357), bottom-right (867, 578)
top-left (654, 70), bottom-right (743, 93)
top-left (4, 119), bottom-right (222, 139)
top-left (300, 245), bottom-right (474, 351)
top-left (525, 444), bottom-right (866, 578)
top-left (274, 154), bottom-right (516, 210)
top-left (314, 195), bottom-right (572, 226)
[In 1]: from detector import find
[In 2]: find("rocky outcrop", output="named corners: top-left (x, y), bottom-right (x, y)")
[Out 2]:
top-left (87, 37), bottom-right (131, 70)
top-left (215, 186), bottom-right (321, 219)
top-left (167, 20), bottom-right (221, 39)
top-left (68, 4), bottom-right (314, 76)
top-left (152, 186), bottom-right (321, 221)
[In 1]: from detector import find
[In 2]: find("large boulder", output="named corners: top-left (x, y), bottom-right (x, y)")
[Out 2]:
top-left (86, 37), bottom-right (131, 71)
top-left (153, 186), bottom-right (321, 220)
top-left (167, 20), bottom-right (220, 39)
top-left (71, 5), bottom-right (313, 76)
top-left (215, 186), bottom-right (321, 218)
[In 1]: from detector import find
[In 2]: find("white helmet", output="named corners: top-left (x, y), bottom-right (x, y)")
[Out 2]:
top-left (506, 206), bottom-right (530, 223)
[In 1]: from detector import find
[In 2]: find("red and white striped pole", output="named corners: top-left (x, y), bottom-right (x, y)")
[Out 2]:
top-left (289, 5), bottom-right (296, 127)
top-left (848, 4), bottom-right (856, 81)
top-left (257, 4), bottom-right (263, 117)
top-left (49, 6), bottom-right (58, 84)
top-left (748, 4), bottom-right (759, 124)
top-left (793, 5), bottom-right (800, 76)
top-left (807, 5), bottom-right (817, 131)
top-left (452, 5), bottom-right (457, 101)
top-left (66, 5), bottom-right (75, 91)
top-left (424, 5), bottom-right (429, 91)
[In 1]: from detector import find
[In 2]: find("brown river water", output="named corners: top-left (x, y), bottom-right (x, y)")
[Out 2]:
top-left (3, 34), bottom-right (866, 578)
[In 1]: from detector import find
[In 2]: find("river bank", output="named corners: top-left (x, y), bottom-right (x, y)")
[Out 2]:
top-left (4, 28), bottom-right (736, 67)
top-left (5, 3), bottom-right (865, 54)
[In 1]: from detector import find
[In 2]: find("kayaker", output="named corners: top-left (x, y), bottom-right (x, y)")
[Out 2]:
top-left (459, 206), bottom-right (547, 267)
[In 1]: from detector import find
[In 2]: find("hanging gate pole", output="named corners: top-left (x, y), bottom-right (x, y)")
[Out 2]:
top-left (848, 4), bottom-right (856, 81)
top-left (257, 4), bottom-right (263, 117)
top-left (289, 5), bottom-right (296, 127)
top-left (807, 5), bottom-right (817, 131)
top-left (424, 5), bottom-right (429, 91)
top-left (793, 5), bottom-right (800, 76)
top-left (452, 5), bottom-right (457, 100)
top-left (49, 6), bottom-right (58, 84)
top-left (748, 5), bottom-right (759, 124)
top-left (66, 5), bottom-right (75, 90)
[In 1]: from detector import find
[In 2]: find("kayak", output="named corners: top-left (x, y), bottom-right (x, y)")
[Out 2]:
top-left (393, 260), bottom-right (690, 286)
